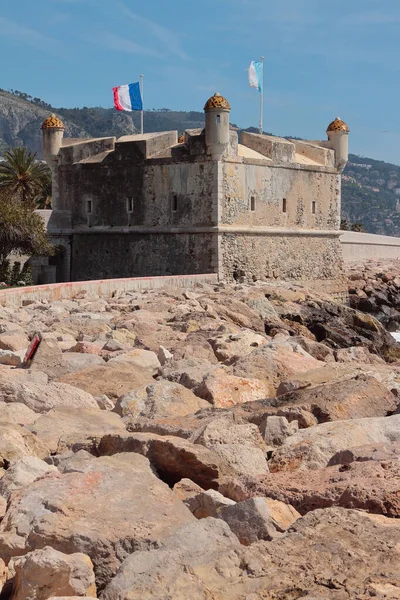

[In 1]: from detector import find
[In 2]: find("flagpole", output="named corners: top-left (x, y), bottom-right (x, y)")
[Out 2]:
top-left (259, 56), bottom-right (264, 135)
top-left (140, 74), bottom-right (144, 134)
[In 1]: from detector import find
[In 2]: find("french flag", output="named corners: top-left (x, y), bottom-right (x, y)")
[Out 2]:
top-left (113, 82), bottom-right (143, 112)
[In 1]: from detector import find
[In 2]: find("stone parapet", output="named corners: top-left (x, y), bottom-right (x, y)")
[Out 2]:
top-left (0, 274), bottom-right (218, 308)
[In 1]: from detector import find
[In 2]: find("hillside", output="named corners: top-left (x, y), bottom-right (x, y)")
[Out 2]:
top-left (1, 89), bottom-right (400, 235)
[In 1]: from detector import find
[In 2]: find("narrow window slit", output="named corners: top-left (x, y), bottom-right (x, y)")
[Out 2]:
top-left (282, 198), bottom-right (287, 213)
top-left (127, 197), bottom-right (133, 213)
top-left (250, 196), bottom-right (255, 211)
top-left (86, 200), bottom-right (92, 214)
top-left (312, 201), bottom-right (316, 214)
top-left (172, 195), bottom-right (178, 212)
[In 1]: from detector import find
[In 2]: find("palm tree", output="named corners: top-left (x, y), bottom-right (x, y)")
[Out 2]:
top-left (0, 147), bottom-right (51, 207)
top-left (35, 172), bottom-right (52, 209)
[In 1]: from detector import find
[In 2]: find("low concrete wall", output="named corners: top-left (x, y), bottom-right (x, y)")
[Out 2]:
top-left (340, 231), bottom-right (400, 262)
top-left (0, 273), bottom-right (218, 308)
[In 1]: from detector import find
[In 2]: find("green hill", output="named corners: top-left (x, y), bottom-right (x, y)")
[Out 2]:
top-left (1, 89), bottom-right (400, 235)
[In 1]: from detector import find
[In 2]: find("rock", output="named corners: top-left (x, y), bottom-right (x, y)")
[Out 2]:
top-left (232, 342), bottom-right (324, 395)
top-left (185, 489), bottom-right (236, 518)
top-left (217, 497), bottom-right (299, 544)
top-left (262, 415), bottom-right (298, 446)
top-left (114, 381), bottom-right (209, 421)
top-left (160, 357), bottom-right (222, 391)
top-left (107, 349), bottom-right (161, 373)
top-left (67, 341), bottom-right (103, 354)
top-left (0, 379), bottom-right (98, 414)
top-left (173, 478), bottom-right (204, 502)
top-left (268, 413), bottom-right (400, 471)
top-left (28, 407), bottom-right (126, 454)
top-left (96, 432), bottom-right (233, 489)
top-left (57, 362), bottom-right (154, 399)
top-left (0, 457), bottom-right (57, 499)
top-left (61, 353), bottom-right (106, 374)
top-left (0, 351), bottom-right (23, 367)
top-left (10, 546), bottom-right (96, 600)
top-left (101, 508), bottom-right (400, 599)
top-left (220, 460), bottom-right (400, 517)
top-left (101, 518), bottom-right (241, 600)
top-left (190, 415), bottom-right (266, 450)
top-left (157, 345), bottom-right (173, 365)
top-left (94, 395), bottom-right (114, 411)
top-left (0, 453), bottom-right (194, 591)
top-left (288, 336), bottom-right (335, 362)
top-left (241, 295), bottom-right (281, 322)
top-left (0, 402), bottom-right (38, 426)
top-left (0, 423), bottom-right (50, 467)
top-left (0, 334), bottom-right (28, 352)
top-left (214, 443), bottom-right (270, 478)
top-left (197, 374), bottom-right (271, 407)
top-left (328, 441), bottom-right (400, 466)
top-left (271, 374), bottom-right (398, 423)
top-left (334, 345), bottom-right (385, 364)
top-left (208, 329), bottom-right (267, 363)
top-left (28, 337), bottom-right (64, 378)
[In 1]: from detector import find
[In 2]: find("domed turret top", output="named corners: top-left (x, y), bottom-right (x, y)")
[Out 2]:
top-left (204, 93), bottom-right (231, 111)
top-left (41, 114), bottom-right (65, 130)
top-left (326, 117), bottom-right (349, 133)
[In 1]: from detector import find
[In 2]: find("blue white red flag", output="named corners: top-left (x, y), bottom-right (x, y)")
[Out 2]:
top-left (112, 82), bottom-right (143, 111)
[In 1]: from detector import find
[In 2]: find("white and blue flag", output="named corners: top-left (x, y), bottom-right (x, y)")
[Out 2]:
top-left (248, 61), bottom-right (263, 93)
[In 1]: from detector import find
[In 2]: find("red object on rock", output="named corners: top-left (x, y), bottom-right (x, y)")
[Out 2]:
top-left (23, 334), bottom-right (41, 364)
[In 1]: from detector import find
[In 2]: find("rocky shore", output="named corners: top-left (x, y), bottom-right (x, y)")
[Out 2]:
top-left (0, 261), bottom-right (400, 598)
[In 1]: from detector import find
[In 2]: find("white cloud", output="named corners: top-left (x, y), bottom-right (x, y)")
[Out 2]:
top-left (117, 2), bottom-right (190, 61)
top-left (0, 16), bottom-right (59, 48)
top-left (102, 33), bottom-right (163, 58)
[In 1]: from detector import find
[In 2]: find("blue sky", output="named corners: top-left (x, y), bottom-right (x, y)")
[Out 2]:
top-left (1, 0), bottom-right (400, 164)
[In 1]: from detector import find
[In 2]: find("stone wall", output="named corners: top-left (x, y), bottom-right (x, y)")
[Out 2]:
top-left (221, 161), bottom-right (340, 230)
top-left (70, 232), bottom-right (218, 281)
top-left (220, 232), bottom-right (344, 282)
top-left (340, 231), bottom-right (400, 262)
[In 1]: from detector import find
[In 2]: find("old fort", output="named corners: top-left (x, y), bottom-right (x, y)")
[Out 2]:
top-left (39, 92), bottom-right (350, 291)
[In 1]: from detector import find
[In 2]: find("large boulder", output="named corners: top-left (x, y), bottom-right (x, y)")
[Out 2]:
top-left (96, 432), bottom-right (234, 489)
top-left (271, 374), bottom-right (398, 423)
top-left (114, 380), bottom-right (209, 421)
top-left (57, 362), bottom-right (153, 399)
top-left (0, 457), bottom-right (57, 499)
top-left (101, 508), bottom-right (400, 599)
top-left (217, 497), bottom-right (300, 544)
top-left (0, 379), bottom-right (98, 414)
top-left (0, 402), bottom-right (38, 426)
top-left (101, 518), bottom-right (242, 600)
top-left (196, 374), bottom-right (271, 407)
top-left (0, 453), bottom-right (194, 590)
top-left (232, 342), bottom-right (324, 395)
top-left (220, 460), bottom-right (400, 517)
top-left (107, 349), bottom-right (161, 374)
top-left (28, 407), bottom-right (127, 454)
top-left (10, 546), bottom-right (96, 600)
top-left (208, 329), bottom-right (267, 363)
top-left (0, 423), bottom-right (50, 467)
top-left (190, 415), bottom-right (269, 477)
top-left (269, 413), bottom-right (400, 471)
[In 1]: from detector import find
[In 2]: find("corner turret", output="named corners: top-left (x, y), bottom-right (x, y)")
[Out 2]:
top-left (41, 114), bottom-right (65, 168)
top-left (326, 117), bottom-right (349, 172)
top-left (204, 93), bottom-right (231, 160)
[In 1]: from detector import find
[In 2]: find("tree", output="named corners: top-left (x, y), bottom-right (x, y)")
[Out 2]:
top-left (0, 189), bottom-right (54, 276)
top-left (350, 222), bottom-right (365, 232)
top-left (35, 175), bottom-right (52, 209)
top-left (0, 147), bottom-right (51, 207)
